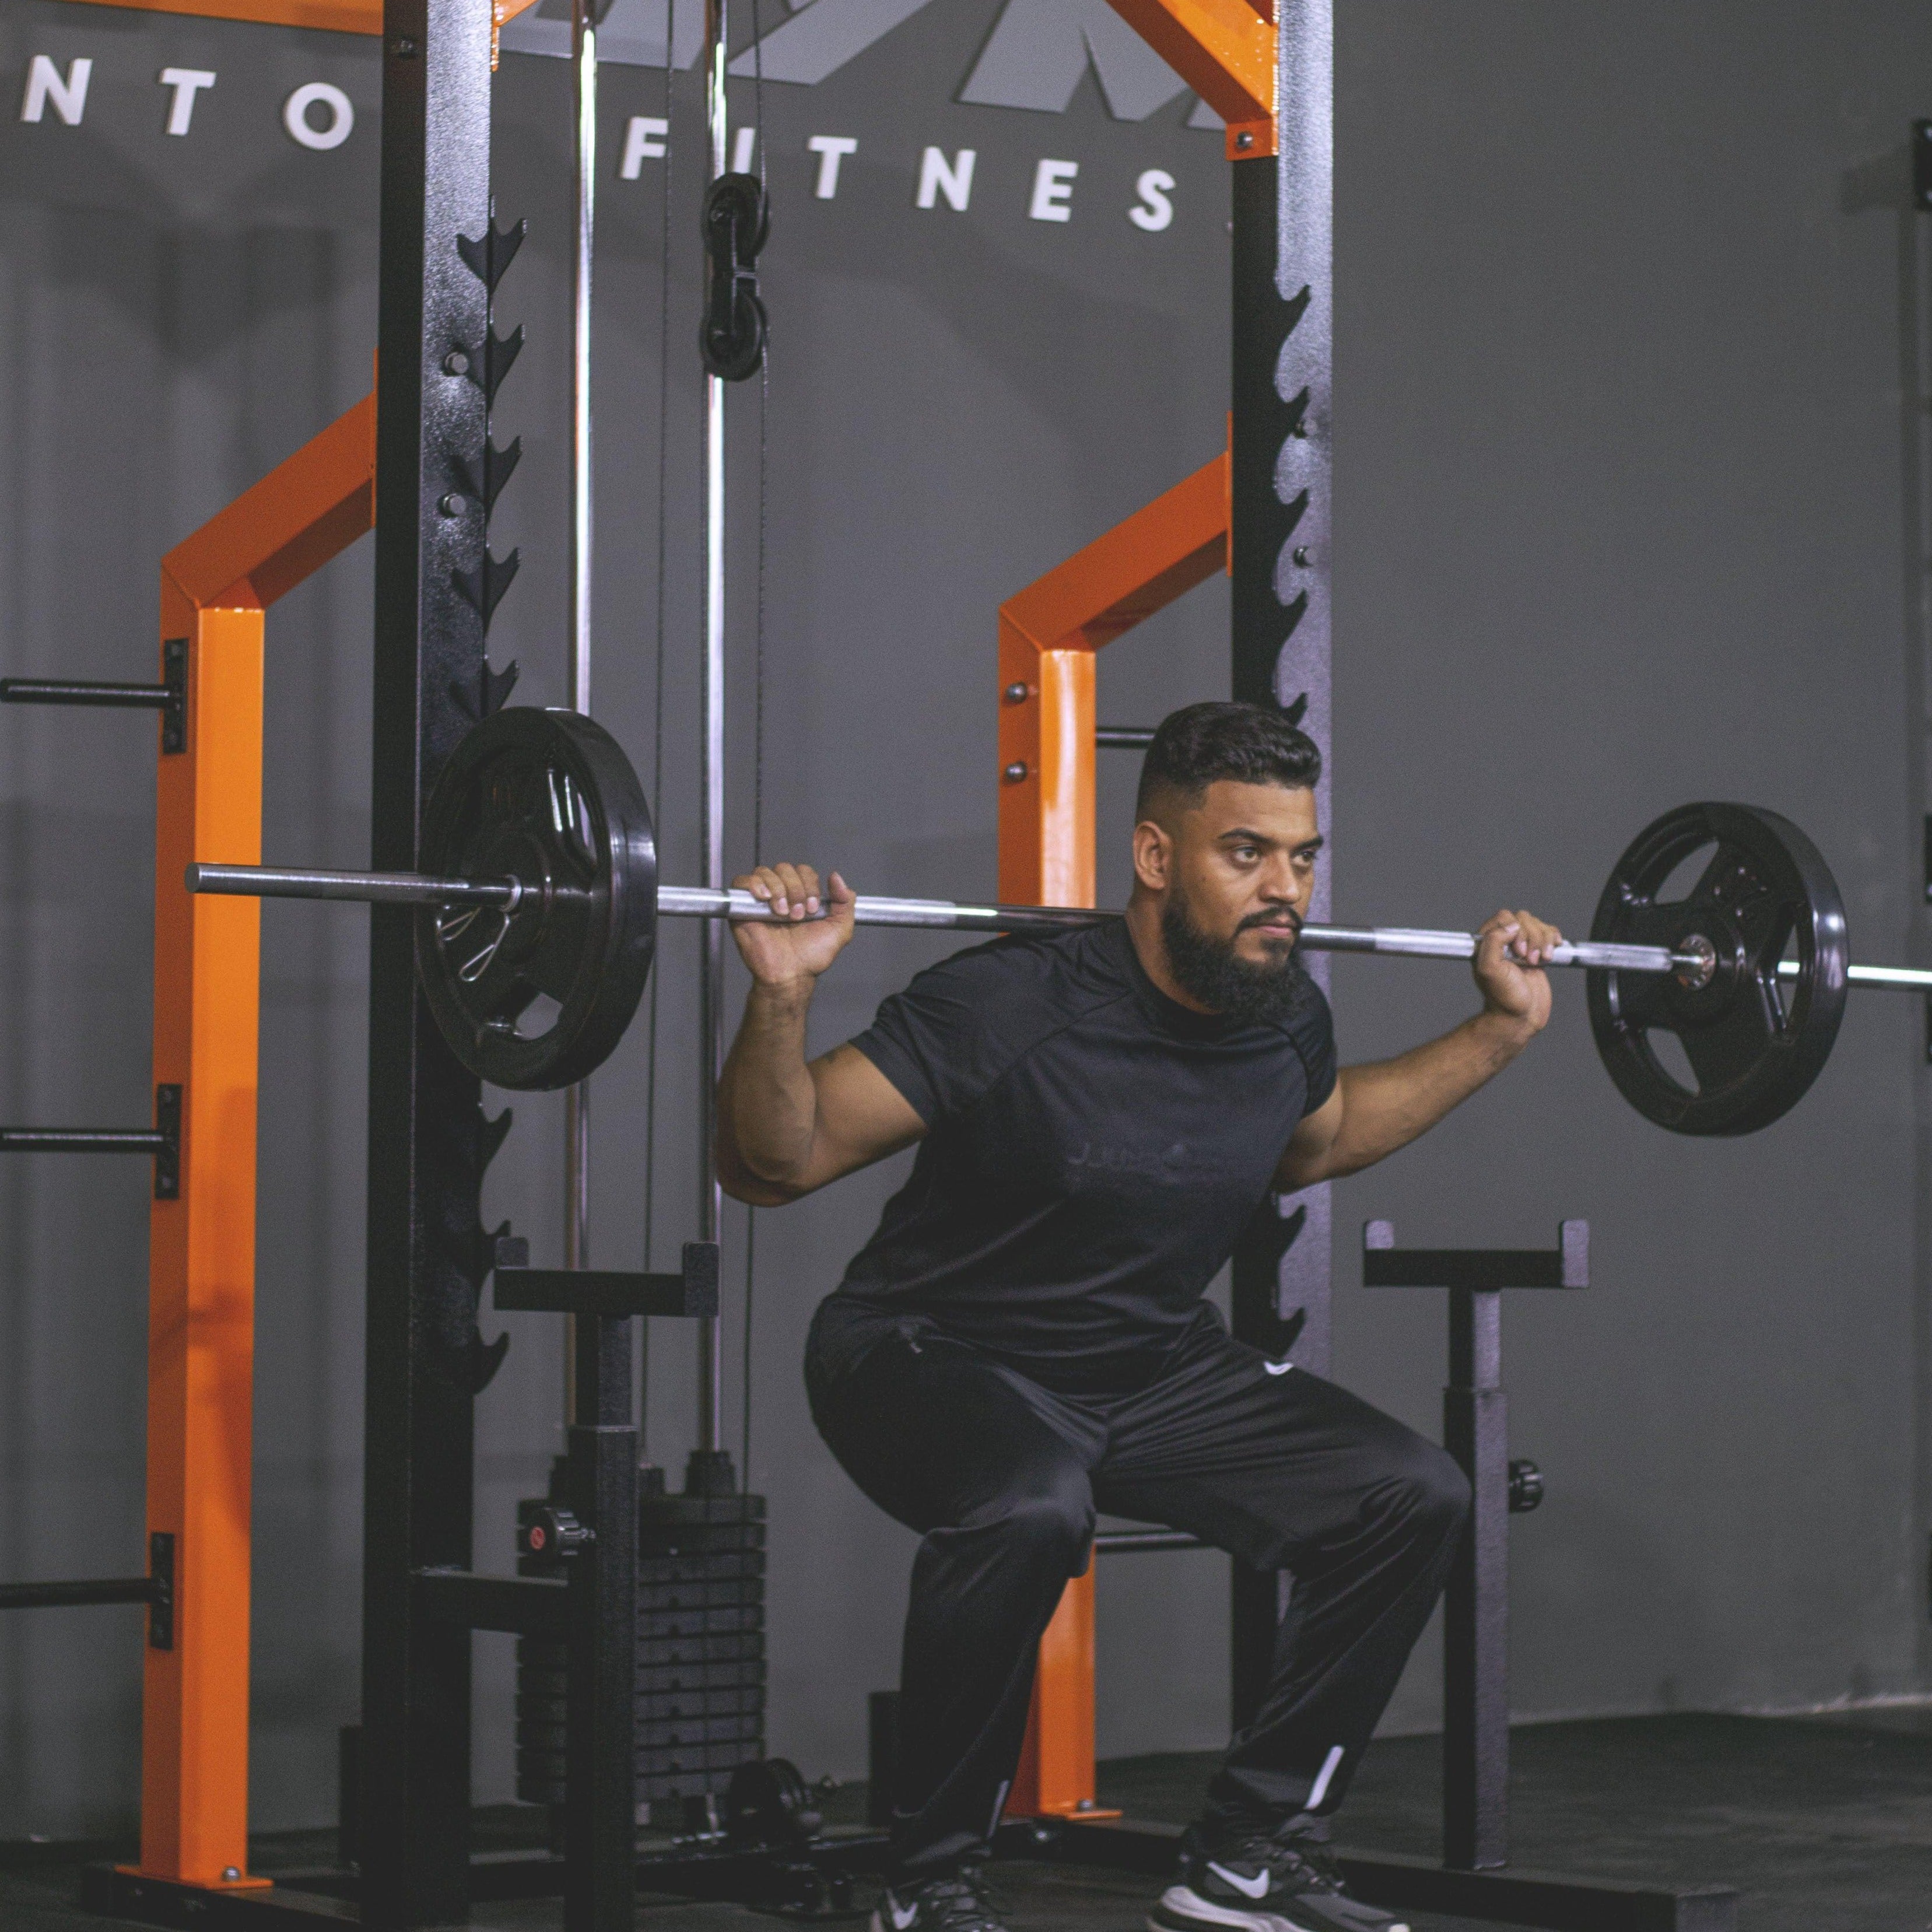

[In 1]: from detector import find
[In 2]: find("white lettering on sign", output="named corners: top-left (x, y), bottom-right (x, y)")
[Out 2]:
top-left (283, 81), bottom-right (354, 152)
top-left (1128, 167), bottom-right (1173, 232)
top-left (620, 115), bottom-right (668, 177)
top-left (916, 146), bottom-right (975, 213)
top-left (807, 135), bottom-right (857, 200)
top-left (159, 68), bottom-right (217, 138)
top-left (1029, 157), bottom-right (1078, 223)
top-left (10, 46), bottom-right (1197, 246)
top-left (21, 55), bottom-right (92, 127)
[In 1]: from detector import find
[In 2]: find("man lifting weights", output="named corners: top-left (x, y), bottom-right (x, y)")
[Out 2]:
top-left (715, 703), bottom-right (1563, 1932)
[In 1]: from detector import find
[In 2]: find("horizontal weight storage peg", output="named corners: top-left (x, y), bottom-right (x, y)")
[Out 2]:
top-left (2, 641), bottom-right (189, 752)
top-left (0, 1087), bottom-right (182, 1197)
top-left (0, 1532), bottom-right (176, 1649)
top-left (182, 707), bottom-right (1932, 1132)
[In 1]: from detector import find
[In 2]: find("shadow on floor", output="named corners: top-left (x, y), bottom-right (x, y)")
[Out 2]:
top-left (1102, 1712), bottom-right (1932, 1931)
top-left (3, 1713), bottom-right (1930, 1930)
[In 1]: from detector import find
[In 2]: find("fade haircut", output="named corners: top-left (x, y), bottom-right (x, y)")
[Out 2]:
top-left (1134, 701), bottom-right (1322, 820)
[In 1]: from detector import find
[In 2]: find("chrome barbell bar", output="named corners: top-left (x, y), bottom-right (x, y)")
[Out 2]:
top-left (185, 861), bottom-right (1932, 988)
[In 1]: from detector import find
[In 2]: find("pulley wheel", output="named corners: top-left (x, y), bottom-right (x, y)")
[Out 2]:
top-left (416, 708), bottom-right (658, 1091)
top-left (1586, 802), bottom-right (1847, 1135)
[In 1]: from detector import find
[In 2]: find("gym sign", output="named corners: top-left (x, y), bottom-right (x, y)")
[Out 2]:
top-left (20, 0), bottom-right (1217, 227)
top-left (500, 0), bottom-right (1221, 128)
top-left (19, 50), bottom-right (355, 145)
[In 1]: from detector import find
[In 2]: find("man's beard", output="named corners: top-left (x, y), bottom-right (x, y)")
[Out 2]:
top-left (1159, 889), bottom-right (1313, 1026)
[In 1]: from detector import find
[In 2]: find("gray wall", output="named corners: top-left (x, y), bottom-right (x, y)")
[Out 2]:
top-left (1327, 1), bottom-right (1932, 1734)
top-left (0, 0), bottom-right (1928, 1842)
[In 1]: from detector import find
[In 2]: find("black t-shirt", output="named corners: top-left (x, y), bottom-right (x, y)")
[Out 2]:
top-left (824, 918), bottom-right (1337, 1395)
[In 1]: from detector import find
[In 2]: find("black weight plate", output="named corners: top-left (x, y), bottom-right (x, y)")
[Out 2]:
top-left (725, 1757), bottom-right (819, 1849)
top-left (1586, 802), bottom-right (1847, 1135)
top-left (416, 708), bottom-right (657, 1091)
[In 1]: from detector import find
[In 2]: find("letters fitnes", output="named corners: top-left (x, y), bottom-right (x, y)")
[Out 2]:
top-left (16, 53), bottom-right (1184, 232)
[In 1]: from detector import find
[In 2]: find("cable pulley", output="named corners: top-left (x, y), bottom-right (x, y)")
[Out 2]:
top-left (699, 172), bottom-right (769, 383)
top-left (185, 709), bottom-right (1931, 1125)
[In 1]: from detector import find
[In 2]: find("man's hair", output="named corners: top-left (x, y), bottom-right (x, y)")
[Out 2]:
top-left (1134, 701), bottom-right (1322, 819)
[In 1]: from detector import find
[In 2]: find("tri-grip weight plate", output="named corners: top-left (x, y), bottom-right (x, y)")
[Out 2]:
top-left (1586, 802), bottom-right (1848, 1135)
top-left (416, 708), bottom-right (658, 1091)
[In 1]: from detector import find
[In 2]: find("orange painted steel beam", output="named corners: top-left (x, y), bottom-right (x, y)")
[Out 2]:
top-left (139, 394), bottom-right (375, 1890)
top-left (142, 596), bottom-right (268, 1894)
top-left (996, 636), bottom-right (1096, 911)
top-left (1007, 1559), bottom-right (1116, 1821)
top-left (61, 0), bottom-right (539, 37)
top-left (997, 448), bottom-right (1229, 911)
top-left (998, 448), bottom-right (1228, 1818)
top-left (1102, 0), bottom-right (1276, 158)
top-left (166, 393), bottom-right (376, 611)
top-left (59, 0), bottom-right (543, 34)
top-left (1001, 452), bottom-right (1231, 658)
top-left (63, 0), bottom-right (381, 30)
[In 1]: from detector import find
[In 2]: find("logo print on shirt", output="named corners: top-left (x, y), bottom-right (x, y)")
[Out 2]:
top-left (1066, 1141), bottom-right (1190, 1177)
top-left (1263, 1359), bottom-right (1295, 1377)
top-left (889, 1897), bottom-right (920, 1930)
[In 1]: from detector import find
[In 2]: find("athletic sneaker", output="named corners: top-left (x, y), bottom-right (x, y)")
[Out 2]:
top-left (871, 1867), bottom-right (1012, 1932)
top-left (1150, 1815), bottom-right (1409, 1932)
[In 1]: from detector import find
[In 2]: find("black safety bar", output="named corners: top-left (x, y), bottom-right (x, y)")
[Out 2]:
top-left (1093, 1528), bottom-right (1204, 1554)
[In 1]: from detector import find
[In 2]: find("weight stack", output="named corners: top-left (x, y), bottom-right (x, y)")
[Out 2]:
top-left (514, 1456), bottom-right (767, 1817)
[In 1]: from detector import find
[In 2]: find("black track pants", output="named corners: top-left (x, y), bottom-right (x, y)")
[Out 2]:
top-left (805, 1306), bottom-right (1471, 1880)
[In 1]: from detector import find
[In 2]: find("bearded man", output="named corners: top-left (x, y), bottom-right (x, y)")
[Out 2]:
top-left (716, 702), bottom-right (1562, 1932)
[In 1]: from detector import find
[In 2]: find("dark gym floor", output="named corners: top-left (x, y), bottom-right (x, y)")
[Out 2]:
top-left (3, 1712), bottom-right (1929, 1932)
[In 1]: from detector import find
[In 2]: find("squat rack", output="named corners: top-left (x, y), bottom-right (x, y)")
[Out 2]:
top-left (0, 6), bottom-right (1723, 1932)
top-left (12, 0), bottom-right (1297, 1908)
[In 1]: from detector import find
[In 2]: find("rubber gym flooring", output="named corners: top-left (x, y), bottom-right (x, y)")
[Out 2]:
top-left (2, 1713), bottom-right (1929, 1931)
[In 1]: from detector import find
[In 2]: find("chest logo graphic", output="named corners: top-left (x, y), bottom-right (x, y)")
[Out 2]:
top-left (1067, 1141), bottom-right (1190, 1177)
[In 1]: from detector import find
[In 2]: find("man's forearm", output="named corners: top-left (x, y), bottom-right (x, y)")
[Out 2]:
top-left (1317, 1009), bottom-right (1534, 1180)
top-left (716, 980), bottom-right (821, 1195)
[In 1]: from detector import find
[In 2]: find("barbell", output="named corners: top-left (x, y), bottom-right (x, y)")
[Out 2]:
top-left (185, 707), bottom-right (1932, 1133)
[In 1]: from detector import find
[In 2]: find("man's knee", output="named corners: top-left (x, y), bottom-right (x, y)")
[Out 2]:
top-left (1383, 1436), bottom-right (1471, 1540)
top-left (972, 1472), bottom-right (1093, 1572)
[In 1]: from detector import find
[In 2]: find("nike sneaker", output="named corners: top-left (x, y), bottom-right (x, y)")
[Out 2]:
top-left (871, 1866), bottom-right (1012, 1932)
top-left (1149, 1815), bottom-right (1408, 1932)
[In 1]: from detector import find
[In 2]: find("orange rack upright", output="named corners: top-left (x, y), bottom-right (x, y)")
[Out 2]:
top-left (139, 393), bottom-right (375, 1891)
top-left (996, 444), bottom-right (1230, 1819)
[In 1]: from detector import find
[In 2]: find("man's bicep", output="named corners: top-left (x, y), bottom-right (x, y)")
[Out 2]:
top-left (802, 1042), bottom-right (928, 1186)
top-left (1275, 1080), bottom-right (1344, 1190)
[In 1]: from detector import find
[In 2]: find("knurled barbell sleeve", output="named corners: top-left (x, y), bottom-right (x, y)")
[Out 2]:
top-left (188, 864), bottom-right (519, 908)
